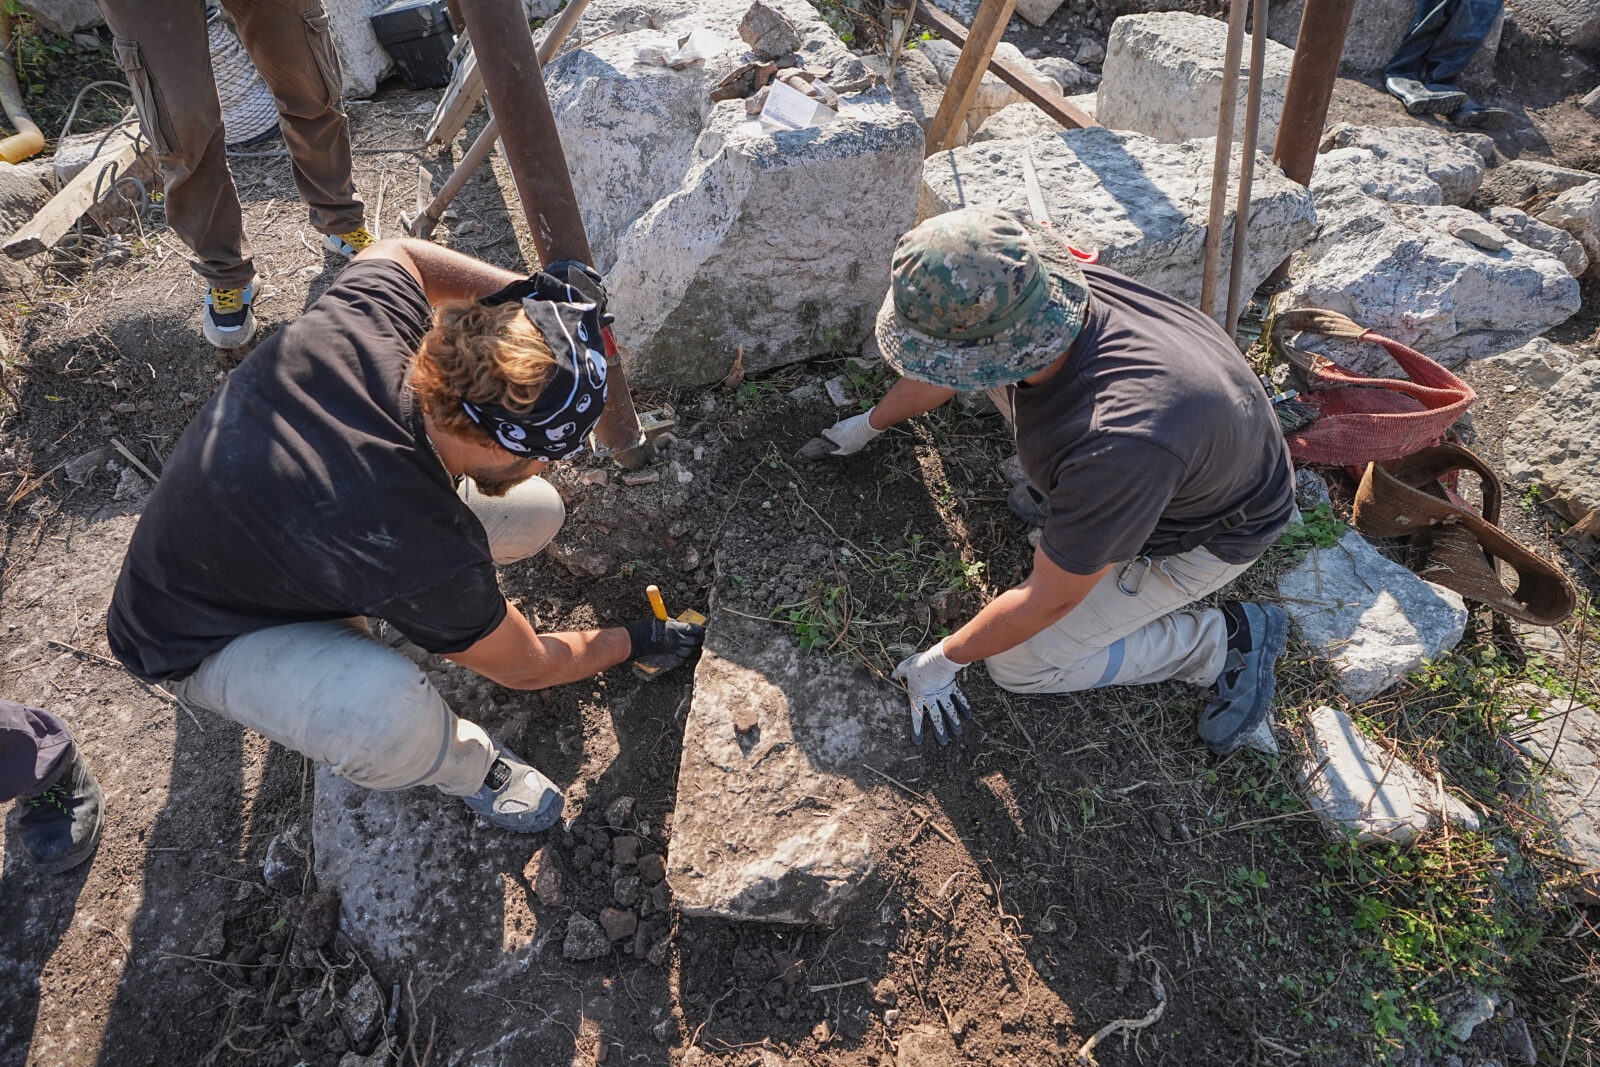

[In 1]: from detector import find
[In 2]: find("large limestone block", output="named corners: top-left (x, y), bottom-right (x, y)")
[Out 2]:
top-left (1301, 705), bottom-right (1480, 844)
top-left (919, 127), bottom-right (1318, 321)
top-left (544, 0), bottom-right (922, 385)
top-left (668, 608), bottom-right (905, 924)
top-left (1535, 179), bottom-right (1600, 276)
top-left (1098, 12), bottom-right (1294, 145)
top-left (1505, 0), bottom-right (1600, 47)
top-left (971, 101), bottom-right (1066, 142)
top-left (1472, 336), bottom-right (1582, 390)
top-left (1287, 192), bottom-right (1581, 370)
top-left (605, 96), bottom-right (924, 386)
top-left (1319, 123), bottom-right (1486, 206)
top-left (1277, 528), bottom-right (1468, 703)
top-left (1503, 360), bottom-right (1600, 525)
top-left (1311, 146), bottom-right (1444, 207)
top-left (1512, 689), bottom-right (1600, 903)
top-left (1490, 205), bottom-right (1590, 277)
top-left (327, 0), bottom-right (393, 99)
top-left (1267, 0), bottom-right (1503, 90)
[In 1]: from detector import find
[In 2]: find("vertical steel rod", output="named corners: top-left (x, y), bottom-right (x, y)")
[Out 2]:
top-left (455, 0), bottom-right (653, 468)
top-left (1199, 0), bottom-right (1248, 323)
top-left (924, 0), bottom-right (1019, 155)
top-left (1263, 0), bottom-right (1355, 288)
top-left (1224, 0), bottom-right (1269, 338)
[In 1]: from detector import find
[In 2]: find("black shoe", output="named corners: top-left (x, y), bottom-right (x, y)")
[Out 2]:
top-left (1385, 75), bottom-right (1466, 116)
top-left (1007, 483), bottom-right (1049, 527)
top-left (17, 745), bottom-right (105, 874)
top-left (1448, 97), bottom-right (1510, 128)
top-left (1199, 602), bottom-right (1289, 755)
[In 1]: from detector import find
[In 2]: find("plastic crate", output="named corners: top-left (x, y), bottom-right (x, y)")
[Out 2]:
top-left (369, 0), bottom-right (454, 90)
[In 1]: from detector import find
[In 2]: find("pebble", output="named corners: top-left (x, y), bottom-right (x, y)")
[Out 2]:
top-left (612, 834), bottom-right (641, 866)
top-left (637, 853), bottom-right (667, 883)
top-left (600, 907), bottom-right (638, 942)
top-left (605, 795), bottom-right (635, 827)
top-left (614, 875), bottom-right (643, 907)
top-left (341, 975), bottom-right (385, 1046)
top-left (563, 914), bottom-right (610, 960)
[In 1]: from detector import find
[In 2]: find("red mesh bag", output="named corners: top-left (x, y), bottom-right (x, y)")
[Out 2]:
top-left (1272, 309), bottom-right (1476, 467)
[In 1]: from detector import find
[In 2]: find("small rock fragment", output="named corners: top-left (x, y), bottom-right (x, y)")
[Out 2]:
top-left (600, 907), bottom-right (638, 942)
top-left (652, 1017), bottom-right (678, 1043)
top-left (824, 375), bottom-right (851, 407)
top-left (611, 834), bottom-right (641, 866)
top-left (1443, 988), bottom-right (1497, 1042)
top-left (1447, 217), bottom-right (1509, 251)
top-left (872, 977), bottom-right (898, 1005)
top-left (614, 875), bottom-right (644, 908)
top-left (579, 469), bottom-right (609, 487)
top-left (563, 914), bottom-right (610, 960)
top-left (738, 0), bottom-right (801, 59)
top-left (63, 447), bottom-right (111, 486)
top-left (192, 911), bottom-right (227, 957)
top-left (605, 796), bottom-right (635, 827)
top-left (637, 853), bottom-right (667, 883)
top-left (341, 974), bottom-right (384, 1046)
top-left (113, 466), bottom-right (148, 502)
top-left (297, 889), bottom-right (341, 949)
top-left (647, 937), bottom-right (671, 966)
top-left (1074, 38), bottom-right (1104, 65)
top-left (262, 824), bottom-right (306, 894)
top-left (525, 847), bottom-right (565, 907)
top-left (1505, 1016), bottom-right (1537, 1065)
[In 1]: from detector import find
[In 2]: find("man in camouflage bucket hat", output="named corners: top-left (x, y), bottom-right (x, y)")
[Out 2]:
top-left (815, 207), bottom-right (1295, 754)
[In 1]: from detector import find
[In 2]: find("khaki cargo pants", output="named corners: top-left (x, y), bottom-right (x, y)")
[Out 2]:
top-left (166, 477), bottom-right (564, 797)
top-left (97, 0), bottom-right (364, 289)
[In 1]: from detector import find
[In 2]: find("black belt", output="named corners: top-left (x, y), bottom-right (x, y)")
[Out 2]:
top-left (1139, 479), bottom-right (1286, 559)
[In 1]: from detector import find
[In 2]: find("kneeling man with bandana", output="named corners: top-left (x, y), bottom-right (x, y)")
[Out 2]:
top-left (107, 240), bottom-right (703, 832)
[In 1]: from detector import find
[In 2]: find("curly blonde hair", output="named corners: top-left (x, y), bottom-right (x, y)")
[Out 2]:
top-left (412, 299), bottom-right (557, 446)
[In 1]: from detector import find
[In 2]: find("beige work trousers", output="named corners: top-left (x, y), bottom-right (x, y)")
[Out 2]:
top-left (985, 546), bottom-right (1254, 694)
top-left (166, 477), bottom-right (565, 796)
top-left (98, 0), bottom-right (364, 288)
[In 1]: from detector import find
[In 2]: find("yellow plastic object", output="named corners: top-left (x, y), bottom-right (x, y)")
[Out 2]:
top-left (0, 14), bottom-right (43, 163)
top-left (646, 584), bottom-right (668, 621)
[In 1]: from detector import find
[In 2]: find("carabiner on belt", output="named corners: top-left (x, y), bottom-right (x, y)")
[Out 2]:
top-left (1117, 555), bottom-right (1154, 596)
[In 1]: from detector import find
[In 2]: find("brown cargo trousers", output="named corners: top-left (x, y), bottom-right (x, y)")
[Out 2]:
top-left (96, 0), bottom-right (365, 289)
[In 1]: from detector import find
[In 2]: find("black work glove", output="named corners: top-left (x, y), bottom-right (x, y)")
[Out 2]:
top-left (624, 617), bottom-right (706, 673)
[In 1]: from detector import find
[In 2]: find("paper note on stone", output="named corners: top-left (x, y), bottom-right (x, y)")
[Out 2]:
top-left (668, 606), bottom-right (905, 924)
top-left (761, 79), bottom-right (825, 130)
top-left (1301, 705), bottom-right (1479, 844)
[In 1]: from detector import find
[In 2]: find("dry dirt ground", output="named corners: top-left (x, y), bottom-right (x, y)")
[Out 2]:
top-left (1, 12), bottom-right (1600, 1067)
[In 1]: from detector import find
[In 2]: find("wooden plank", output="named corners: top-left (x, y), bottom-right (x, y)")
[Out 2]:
top-left (4, 127), bottom-right (142, 260)
top-left (925, 0), bottom-right (1018, 155)
top-left (915, 0), bottom-right (1098, 133)
top-left (425, 35), bottom-right (486, 146)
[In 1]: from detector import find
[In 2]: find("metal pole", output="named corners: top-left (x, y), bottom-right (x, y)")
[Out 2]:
top-left (1199, 0), bottom-right (1247, 323)
top-left (1224, 0), bottom-right (1268, 338)
top-left (410, 0), bottom-right (592, 240)
top-left (1263, 0), bottom-right (1355, 289)
top-left (455, 0), bottom-right (653, 469)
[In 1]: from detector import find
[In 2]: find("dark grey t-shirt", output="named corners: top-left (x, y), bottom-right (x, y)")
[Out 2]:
top-left (1012, 262), bottom-right (1294, 575)
top-left (107, 259), bottom-right (506, 683)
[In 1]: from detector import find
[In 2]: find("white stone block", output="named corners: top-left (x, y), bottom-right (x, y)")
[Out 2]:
top-left (1503, 359), bottom-right (1600, 526)
top-left (1097, 12), bottom-right (1293, 145)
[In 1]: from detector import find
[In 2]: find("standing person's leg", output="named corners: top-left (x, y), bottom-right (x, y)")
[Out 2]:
top-left (1419, 0), bottom-right (1503, 84)
top-left (223, 0), bottom-right (365, 242)
top-left (95, 0), bottom-right (255, 289)
top-left (1384, 0), bottom-right (1469, 114)
top-left (1, 701), bottom-right (106, 873)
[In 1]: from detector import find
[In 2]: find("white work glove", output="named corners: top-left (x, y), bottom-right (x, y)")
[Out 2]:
top-left (893, 640), bottom-right (973, 746)
top-left (820, 410), bottom-right (884, 457)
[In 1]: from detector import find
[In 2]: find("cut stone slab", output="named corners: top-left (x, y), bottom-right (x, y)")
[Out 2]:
top-left (1098, 12), bottom-right (1294, 145)
top-left (547, 0), bottom-right (925, 385)
top-left (1489, 205), bottom-right (1590, 277)
top-left (1509, 688), bottom-right (1600, 903)
top-left (668, 605), bottom-right (906, 925)
top-left (1471, 336), bottom-right (1581, 391)
top-left (1505, 0), bottom-right (1600, 47)
top-left (971, 101), bottom-right (1065, 143)
top-left (1319, 123), bottom-right (1486, 207)
top-left (1502, 359), bottom-right (1600, 526)
top-left (1301, 705), bottom-right (1480, 844)
top-left (1285, 192), bottom-right (1581, 372)
top-left (1277, 529), bottom-right (1468, 703)
top-left (1535, 179), bottom-right (1600, 276)
top-left (1268, 0), bottom-right (1502, 91)
top-left (920, 127), bottom-right (1316, 322)
top-left (1312, 146), bottom-right (1444, 207)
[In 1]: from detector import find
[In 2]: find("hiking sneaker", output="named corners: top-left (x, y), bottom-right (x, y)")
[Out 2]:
top-left (17, 744), bottom-right (105, 874)
top-left (462, 745), bottom-right (564, 833)
top-left (1384, 75), bottom-right (1466, 116)
top-left (1198, 602), bottom-right (1289, 755)
top-left (203, 281), bottom-right (256, 348)
top-left (322, 227), bottom-right (376, 259)
top-left (1449, 97), bottom-right (1510, 128)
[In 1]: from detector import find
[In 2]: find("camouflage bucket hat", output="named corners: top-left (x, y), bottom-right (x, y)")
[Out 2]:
top-left (874, 207), bottom-right (1090, 391)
